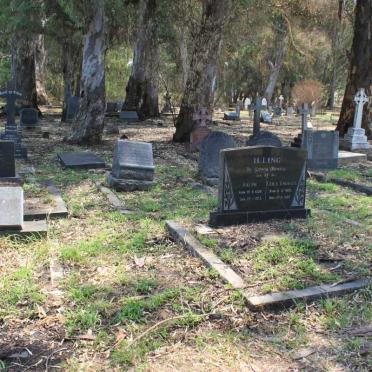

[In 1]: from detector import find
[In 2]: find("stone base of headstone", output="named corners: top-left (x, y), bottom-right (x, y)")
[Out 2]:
top-left (0, 176), bottom-right (22, 185)
top-left (209, 209), bottom-right (310, 227)
top-left (340, 128), bottom-right (370, 151)
top-left (107, 173), bottom-right (155, 192)
top-left (0, 220), bottom-right (47, 237)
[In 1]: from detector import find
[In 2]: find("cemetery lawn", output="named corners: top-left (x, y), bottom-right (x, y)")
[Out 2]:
top-left (0, 113), bottom-right (371, 371)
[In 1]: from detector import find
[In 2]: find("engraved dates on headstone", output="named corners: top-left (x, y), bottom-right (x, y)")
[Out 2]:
top-left (209, 146), bottom-right (310, 227)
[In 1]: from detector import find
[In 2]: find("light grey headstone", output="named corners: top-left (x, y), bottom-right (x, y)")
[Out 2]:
top-left (199, 132), bottom-right (236, 183)
top-left (0, 186), bottom-right (23, 230)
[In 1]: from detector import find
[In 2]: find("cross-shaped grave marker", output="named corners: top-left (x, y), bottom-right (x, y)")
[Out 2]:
top-left (253, 97), bottom-right (262, 136)
top-left (353, 88), bottom-right (369, 130)
top-left (299, 103), bottom-right (309, 133)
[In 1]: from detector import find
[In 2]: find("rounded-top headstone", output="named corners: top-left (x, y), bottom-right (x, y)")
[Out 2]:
top-left (199, 131), bottom-right (237, 180)
top-left (246, 131), bottom-right (282, 148)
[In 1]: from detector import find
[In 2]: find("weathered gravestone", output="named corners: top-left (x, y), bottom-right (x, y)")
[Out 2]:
top-left (209, 146), bottom-right (309, 227)
top-left (341, 88), bottom-right (370, 151)
top-left (20, 108), bottom-right (39, 129)
top-left (58, 152), bottom-right (106, 169)
top-left (273, 107), bottom-right (282, 117)
top-left (119, 111), bottom-right (140, 122)
top-left (0, 81), bottom-right (27, 159)
top-left (198, 132), bottom-right (236, 186)
top-left (246, 131), bottom-right (282, 147)
top-left (0, 186), bottom-right (23, 230)
top-left (66, 96), bottom-right (80, 122)
top-left (302, 130), bottom-right (339, 170)
top-left (260, 111), bottom-right (272, 124)
top-left (107, 140), bottom-right (155, 191)
top-left (0, 141), bottom-right (19, 183)
top-left (189, 108), bottom-right (212, 152)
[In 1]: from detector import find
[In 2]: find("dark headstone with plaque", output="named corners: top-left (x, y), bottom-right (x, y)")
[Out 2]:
top-left (0, 82), bottom-right (27, 159)
top-left (66, 96), bottom-right (80, 122)
top-left (58, 152), bottom-right (106, 169)
top-left (20, 108), bottom-right (39, 129)
top-left (209, 146), bottom-right (310, 227)
top-left (302, 130), bottom-right (339, 170)
top-left (107, 140), bottom-right (155, 191)
top-left (199, 132), bottom-right (237, 186)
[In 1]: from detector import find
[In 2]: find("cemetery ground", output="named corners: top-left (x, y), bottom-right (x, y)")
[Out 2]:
top-left (0, 111), bottom-right (371, 371)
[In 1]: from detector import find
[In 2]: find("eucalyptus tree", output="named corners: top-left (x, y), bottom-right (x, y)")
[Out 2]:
top-left (174, 0), bottom-right (232, 142)
top-left (337, 0), bottom-right (372, 137)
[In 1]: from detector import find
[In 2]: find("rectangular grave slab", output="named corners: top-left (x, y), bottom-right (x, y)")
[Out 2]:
top-left (209, 146), bottom-right (310, 227)
top-left (119, 111), bottom-right (140, 122)
top-left (20, 108), bottom-right (39, 128)
top-left (0, 141), bottom-right (16, 178)
top-left (302, 130), bottom-right (339, 170)
top-left (107, 140), bottom-right (155, 191)
top-left (0, 186), bottom-right (23, 230)
top-left (58, 152), bottom-right (106, 169)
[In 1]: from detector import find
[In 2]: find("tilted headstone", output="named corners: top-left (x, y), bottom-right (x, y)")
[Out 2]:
top-left (260, 110), bottom-right (272, 124)
top-left (107, 140), bottom-right (155, 191)
top-left (0, 186), bottom-right (24, 230)
top-left (20, 108), bottom-right (39, 128)
top-left (58, 152), bottom-right (106, 169)
top-left (246, 131), bottom-right (282, 147)
top-left (119, 111), bottom-right (140, 122)
top-left (198, 132), bottom-right (236, 185)
top-left (0, 81), bottom-right (27, 159)
top-left (0, 141), bottom-right (16, 180)
top-left (342, 88), bottom-right (370, 150)
top-left (209, 146), bottom-right (309, 227)
top-left (66, 96), bottom-right (80, 122)
top-left (302, 130), bottom-right (339, 170)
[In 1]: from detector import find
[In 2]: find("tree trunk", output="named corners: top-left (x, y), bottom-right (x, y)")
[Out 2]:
top-left (178, 26), bottom-right (189, 90)
top-left (11, 34), bottom-right (38, 109)
top-left (35, 34), bottom-right (49, 105)
top-left (337, 0), bottom-right (372, 137)
top-left (174, 0), bottom-right (231, 142)
top-left (124, 0), bottom-right (159, 120)
top-left (264, 30), bottom-right (288, 106)
top-left (66, 2), bottom-right (106, 145)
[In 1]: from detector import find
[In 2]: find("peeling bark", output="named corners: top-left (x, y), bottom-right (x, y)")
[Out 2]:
top-left (35, 34), bottom-right (49, 105)
top-left (337, 0), bottom-right (372, 137)
top-left (124, 0), bottom-right (159, 120)
top-left (66, 2), bottom-right (106, 145)
top-left (264, 30), bottom-right (288, 105)
top-left (178, 26), bottom-right (189, 90)
top-left (11, 34), bottom-right (38, 109)
top-left (174, 0), bottom-right (231, 142)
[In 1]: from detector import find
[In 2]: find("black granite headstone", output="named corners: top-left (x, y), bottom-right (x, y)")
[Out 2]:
top-left (302, 130), bottom-right (339, 170)
top-left (209, 146), bottom-right (309, 226)
top-left (199, 132), bottom-right (237, 185)
top-left (0, 141), bottom-right (16, 178)
top-left (246, 131), bottom-right (282, 147)
top-left (58, 152), bottom-right (106, 169)
top-left (66, 96), bottom-right (80, 122)
top-left (20, 108), bottom-right (39, 128)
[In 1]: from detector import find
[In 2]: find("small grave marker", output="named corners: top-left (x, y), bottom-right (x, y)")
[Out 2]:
top-left (209, 146), bottom-right (309, 227)
top-left (107, 140), bottom-right (155, 191)
top-left (66, 96), bottom-right (80, 122)
top-left (20, 108), bottom-right (39, 129)
top-left (58, 152), bottom-right (106, 169)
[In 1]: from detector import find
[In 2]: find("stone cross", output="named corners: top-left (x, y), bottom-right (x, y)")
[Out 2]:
top-left (299, 103), bottom-right (309, 133)
top-left (279, 95), bottom-right (284, 108)
top-left (0, 80), bottom-right (22, 127)
top-left (253, 98), bottom-right (262, 136)
top-left (352, 88), bottom-right (369, 129)
top-left (193, 107), bottom-right (211, 127)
